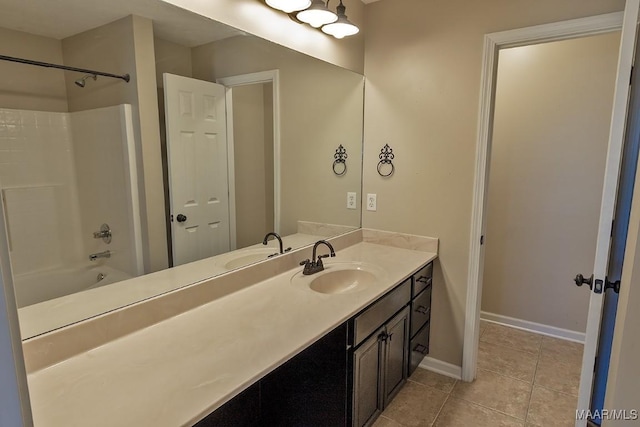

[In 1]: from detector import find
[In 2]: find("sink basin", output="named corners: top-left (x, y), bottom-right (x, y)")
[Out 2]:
top-left (308, 269), bottom-right (377, 294)
top-left (220, 248), bottom-right (277, 270)
top-left (291, 262), bottom-right (386, 295)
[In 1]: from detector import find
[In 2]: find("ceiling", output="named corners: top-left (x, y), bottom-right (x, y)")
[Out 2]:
top-left (0, 0), bottom-right (245, 47)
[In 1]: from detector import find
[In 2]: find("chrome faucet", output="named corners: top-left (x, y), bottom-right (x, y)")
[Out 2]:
top-left (89, 250), bottom-right (111, 261)
top-left (263, 232), bottom-right (291, 257)
top-left (300, 240), bottom-right (336, 275)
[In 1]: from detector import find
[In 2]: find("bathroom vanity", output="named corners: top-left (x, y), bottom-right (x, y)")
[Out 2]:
top-left (23, 230), bottom-right (437, 427)
top-left (195, 260), bottom-right (433, 427)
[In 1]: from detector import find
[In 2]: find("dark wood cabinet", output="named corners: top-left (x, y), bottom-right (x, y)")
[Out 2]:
top-left (408, 262), bottom-right (433, 376)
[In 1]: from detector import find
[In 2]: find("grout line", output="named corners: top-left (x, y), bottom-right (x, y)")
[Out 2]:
top-left (525, 348), bottom-right (541, 424)
top-left (534, 384), bottom-right (581, 399)
top-left (479, 336), bottom-right (541, 356)
top-left (430, 392), bottom-right (451, 426)
top-left (475, 367), bottom-right (533, 386)
top-left (378, 414), bottom-right (407, 426)
top-left (407, 378), bottom-right (456, 395)
top-left (450, 394), bottom-right (528, 421)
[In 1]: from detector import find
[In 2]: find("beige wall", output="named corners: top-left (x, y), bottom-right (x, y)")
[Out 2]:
top-left (362, 0), bottom-right (625, 366)
top-left (63, 16), bottom-right (168, 273)
top-left (154, 38), bottom-right (192, 89)
top-left (232, 83), bottom-right (275, 248)
top-left (193, 35), bottom-right (364, 236)
top-left (481, 34), bottom-right (619, 333)
top-left (0, 27), bottom-right (68, 112)
top-left (161, 0), bottom-right (365, 74)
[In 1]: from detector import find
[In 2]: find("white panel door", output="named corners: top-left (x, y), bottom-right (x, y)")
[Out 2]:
top-left (576, 1), bottom-right (640, 425)
top-left (164, 73), bottom-right (231, 266)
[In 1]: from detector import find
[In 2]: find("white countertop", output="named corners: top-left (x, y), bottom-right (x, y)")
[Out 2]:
top-left (26, 242), bottom-right (436, 426)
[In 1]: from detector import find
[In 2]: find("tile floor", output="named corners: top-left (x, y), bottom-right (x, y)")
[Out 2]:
top-left (374, 321), bottom-right (584, 427)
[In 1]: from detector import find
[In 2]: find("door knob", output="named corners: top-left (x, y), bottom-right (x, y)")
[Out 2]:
top-left (176, 214), bottom-right (187, 223)
top-left (574, 273), bottom-right (594, 291)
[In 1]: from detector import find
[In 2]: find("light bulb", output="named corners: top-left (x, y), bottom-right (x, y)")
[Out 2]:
top-left (321, 1), bottom-right (359, 38)
top-left (297, 0), bottom-right (337, 28)
top-left (265, 0), bottom-right (311, 13)
top-left (322, 18), bottom-right (359, 38)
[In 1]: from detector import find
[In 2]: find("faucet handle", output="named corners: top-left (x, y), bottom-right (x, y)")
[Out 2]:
top-left (285, 247), bottom-right (292, 253)
top-left (299, 259), bottom-right (311, 266)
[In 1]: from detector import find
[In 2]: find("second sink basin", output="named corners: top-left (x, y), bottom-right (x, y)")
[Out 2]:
top-left (291, 262), bottom-right (386, 295)
top-left (218, 248), bottom-right (277, 270)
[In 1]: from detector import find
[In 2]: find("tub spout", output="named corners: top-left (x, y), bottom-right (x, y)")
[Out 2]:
top-left (89, 250), bottom-right (111, 261)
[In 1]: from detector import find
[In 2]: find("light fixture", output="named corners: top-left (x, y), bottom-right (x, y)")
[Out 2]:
top-left (321, 0), bottom-right (359, 39)
top-left (297, 0), bottom-right (338, 28)
top-left (265, 0), bottom-right (311, 13)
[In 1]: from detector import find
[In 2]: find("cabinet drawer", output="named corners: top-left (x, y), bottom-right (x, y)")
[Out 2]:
top-left (354, 279), bottom-right (411, 347)
top-left (408, 321), bottom-right (430, 376)
top-left (412, 263), bottom-right (433, 297)
top-left (410, 285), bottom-right (432, 337)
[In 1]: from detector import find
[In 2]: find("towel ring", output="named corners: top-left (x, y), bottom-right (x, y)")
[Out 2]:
top-left (333, 144), bottom-right (348, 176)
top-left (377, 144), bottom-right (395, 177)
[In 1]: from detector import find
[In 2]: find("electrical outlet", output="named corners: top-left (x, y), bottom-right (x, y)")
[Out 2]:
top-left (347, 192), bottom-right (357, 209)
top-left (367, 193), bottom-right (377, 211)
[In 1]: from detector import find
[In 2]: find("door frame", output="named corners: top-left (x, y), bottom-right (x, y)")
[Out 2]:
top-left (217, 70), bottom-right (281, 249)
top-left (462, 12), bottom-right (624, 383)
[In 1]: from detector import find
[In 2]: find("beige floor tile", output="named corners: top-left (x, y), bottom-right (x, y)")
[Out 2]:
top-left (478, 341), bottom-right (538, 382)
top-left (481, 324), bottom-right (542, 354)
top-left (540, 336), bottom-right (583, 362)
top-left (451, 369), bottom-right (531, 420)
top-left (433, 397), bottom-right (525, 427)
top-left (373, 415), bottom-right (406, 427)
top-left (534, 352), bottom-right (581, 396)
top-left (382, 380), bottom-right (448, 427)
top-left (527, 386), bottom-right (578, 427)
top-left (480, 320), bottom-right (489, 337)
top-left (409, 368), bottom-right (457, 393)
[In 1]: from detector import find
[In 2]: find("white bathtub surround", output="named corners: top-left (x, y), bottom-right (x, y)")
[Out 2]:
top-left (70, 105), bottom-right (143, 278)
top-left (0, 106), bottom-right (141, 308)
top-left (0, 109), bottom-right (81, 275)
top-left (13, 265), bottom-right (133, 308)
top-left (24, 229), bottom-right (437, 426)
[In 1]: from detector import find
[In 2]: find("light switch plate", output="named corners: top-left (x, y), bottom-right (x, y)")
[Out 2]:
top-left (367, 193), bottom-right (377, 211)
top-left (347, 192), bottom-right (357, 209)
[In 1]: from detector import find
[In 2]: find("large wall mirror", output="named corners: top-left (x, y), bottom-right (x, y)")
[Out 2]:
top-left (0, 0), bottom-right (364, 339)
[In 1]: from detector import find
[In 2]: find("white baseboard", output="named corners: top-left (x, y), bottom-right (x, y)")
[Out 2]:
top-left (480, 311), bottom-right (585, 343)
top-left (418, 357), bottom-right (462, 380)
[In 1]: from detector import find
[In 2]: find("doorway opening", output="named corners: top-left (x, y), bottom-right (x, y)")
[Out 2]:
top-left (462, 9), bottom-right (639, 426)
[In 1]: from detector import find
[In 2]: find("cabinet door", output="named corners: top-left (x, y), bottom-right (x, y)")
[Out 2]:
top-left (353, 328), bottom-right (384, 427)
top-left (384, 307), bottom-right (410, 406)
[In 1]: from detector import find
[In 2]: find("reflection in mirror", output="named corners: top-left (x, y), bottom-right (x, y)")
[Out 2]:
top-left (0, 0), bottom-right (364, 339)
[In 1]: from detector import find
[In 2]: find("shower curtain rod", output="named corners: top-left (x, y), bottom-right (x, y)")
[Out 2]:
top-left (0, 54), bottom-right (130, 83)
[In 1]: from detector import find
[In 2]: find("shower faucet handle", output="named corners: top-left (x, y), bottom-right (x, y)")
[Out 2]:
top-left (93, 223), bottom-right (112, 244)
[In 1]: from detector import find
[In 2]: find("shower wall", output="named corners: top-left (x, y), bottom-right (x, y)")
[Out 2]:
top-left (0, 105), bottom-right (141, 295)
top-left (0, 108), bottom-right (82, 275)
top-left (70, 105), bottom-right (143, 276)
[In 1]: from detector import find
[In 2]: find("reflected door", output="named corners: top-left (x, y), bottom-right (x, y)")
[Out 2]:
top-left (164, 73), bottom-right (231, 266)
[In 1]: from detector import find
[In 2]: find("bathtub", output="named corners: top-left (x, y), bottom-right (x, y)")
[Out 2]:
top-left (13, 264), bottom-right (133, 308)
